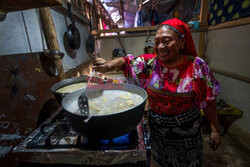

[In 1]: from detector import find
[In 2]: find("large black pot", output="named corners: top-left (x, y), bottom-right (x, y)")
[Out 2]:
top-left (61, 83), bottom-right (147, 139)
top-left (51, 76), bottom-right (103, 104)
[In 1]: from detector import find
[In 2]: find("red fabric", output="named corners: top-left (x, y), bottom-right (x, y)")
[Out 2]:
top-left (159, 56), bottom-right (194, 92)
top-left (147, 86), bottom-right (194, 115)
top-left (160, 18), bottom-right (198, 57)
top-left (123, 56), bottom-right (131, 78)
top-left (102, 20), bottom-right (107, 30)
top-left (139, 54), bottom-right (155, 61)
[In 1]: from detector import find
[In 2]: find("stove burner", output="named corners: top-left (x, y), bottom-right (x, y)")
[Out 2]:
top-left (14, 108), bottom-right (149, 166)
top-left (76, 129), bottom-right (138, 150)
top-left (27, 110), bottom-right (138, 150)
top-left (45, 122), bottom-right (76, 147)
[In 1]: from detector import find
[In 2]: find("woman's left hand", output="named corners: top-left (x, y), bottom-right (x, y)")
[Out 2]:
top-left (209, 131), bottom-right (221, 151)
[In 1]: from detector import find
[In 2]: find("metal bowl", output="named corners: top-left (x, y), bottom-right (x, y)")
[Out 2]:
top-left (50, 76), bottom-right (103, 104)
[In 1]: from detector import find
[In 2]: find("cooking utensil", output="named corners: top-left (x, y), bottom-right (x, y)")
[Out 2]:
top-left (51, 75), bottom-right (104, 104)
top-left (67, 2), bottom-right (81, 50)
top-left (61, 83), bottom-right (147, 139)
top-left (78, 70), bottom-right (95, 116)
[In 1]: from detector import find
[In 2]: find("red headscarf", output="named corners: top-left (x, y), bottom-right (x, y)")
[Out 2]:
top-left (160, 18), bottom-right (198, 57)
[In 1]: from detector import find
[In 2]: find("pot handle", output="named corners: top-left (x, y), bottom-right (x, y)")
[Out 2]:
top-left (67, 2), bottom-right (75, 27)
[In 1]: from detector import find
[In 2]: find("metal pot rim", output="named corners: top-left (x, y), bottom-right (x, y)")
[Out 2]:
top-left (50, 75), bottom-right (102, 93)
top-left (62, 83), bottom-right (148, 117)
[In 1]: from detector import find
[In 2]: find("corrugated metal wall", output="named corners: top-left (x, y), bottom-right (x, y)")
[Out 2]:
top-left (0, 8), bottom-right (90, 72)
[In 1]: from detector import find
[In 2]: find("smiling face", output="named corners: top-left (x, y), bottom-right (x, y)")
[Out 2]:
top-left (154, 26), bottom-right (185, 65)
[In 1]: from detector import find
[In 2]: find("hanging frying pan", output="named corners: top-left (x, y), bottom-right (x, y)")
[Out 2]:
top-left (67, 2), bottom-right (81, 50)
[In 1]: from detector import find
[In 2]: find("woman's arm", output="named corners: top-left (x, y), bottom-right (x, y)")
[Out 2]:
top-left (93, 54), bottom-right (153, 87)
top-left (93, 57), bottom-right (125, 73)
top-left (203, 99), bottom-right (221, 151)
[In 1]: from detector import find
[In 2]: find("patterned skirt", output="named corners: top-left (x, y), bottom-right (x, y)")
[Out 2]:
top-left (149, 107), bottom-right (202, 167)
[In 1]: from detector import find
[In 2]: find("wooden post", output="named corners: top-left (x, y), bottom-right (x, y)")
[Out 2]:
top-left (39, 7), bottom-right (64, 80)
top-left (92, 0), bottom-right (99, 30)
top-left (198, 0), bottom-right (210, 58)
top-left (119, 0), bottom-right (125, 25)
top-left (95, 0), bottom-right (116, 27)
top-left (198, 32), bottom-right (206, 58)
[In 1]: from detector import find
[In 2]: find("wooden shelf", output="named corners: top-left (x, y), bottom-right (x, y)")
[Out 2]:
top-left (92, 25), bottom-right (160, 35)
top-left (212, 68), bottom-right (250, 84)
top-left (0, 0), bottom-right (62, 13)
top-left (208, 17), bottom-right (250, 31)
top-left (93, 26), bottom-right (207, 37)
top-left (95, 32), bottom-right (156, 39)
top-left (51, 6), bottom-right (89, 27)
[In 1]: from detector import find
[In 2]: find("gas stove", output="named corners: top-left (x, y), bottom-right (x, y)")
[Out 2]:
top-left (13, 107), bottom-right (150, 166)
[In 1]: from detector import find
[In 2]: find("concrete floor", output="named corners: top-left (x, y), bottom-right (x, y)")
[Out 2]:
top-left (203, 131), bottom-right (250, 167)
top-left (151, 128), bottom-right (250, 167)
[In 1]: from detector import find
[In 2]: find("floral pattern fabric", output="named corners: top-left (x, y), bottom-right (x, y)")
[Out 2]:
top-left (123, 54), bottom-right (220, 109)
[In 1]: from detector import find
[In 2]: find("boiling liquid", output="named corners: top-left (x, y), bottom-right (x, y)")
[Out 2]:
top-left (56, 83), bottom-right (96, 93)
top-left (72, 90), bottom-right (143, 116)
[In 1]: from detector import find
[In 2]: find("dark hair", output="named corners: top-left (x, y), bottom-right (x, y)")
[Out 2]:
top-left (157, 24), bottom-right (184, 38)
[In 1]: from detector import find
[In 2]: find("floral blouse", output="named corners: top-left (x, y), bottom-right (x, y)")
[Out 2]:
top-left (123, 54), bottom-right (220, 109)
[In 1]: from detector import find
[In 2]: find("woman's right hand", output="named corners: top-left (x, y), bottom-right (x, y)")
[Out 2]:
top-left (92, 57), bottom-right (110, 73)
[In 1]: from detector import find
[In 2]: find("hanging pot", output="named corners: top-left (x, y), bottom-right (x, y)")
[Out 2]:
top-left (67, 2), bottom-right (81, 50)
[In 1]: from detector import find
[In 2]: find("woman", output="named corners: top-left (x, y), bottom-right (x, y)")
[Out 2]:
top-left (93, 18), bottom-right (221, 167)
